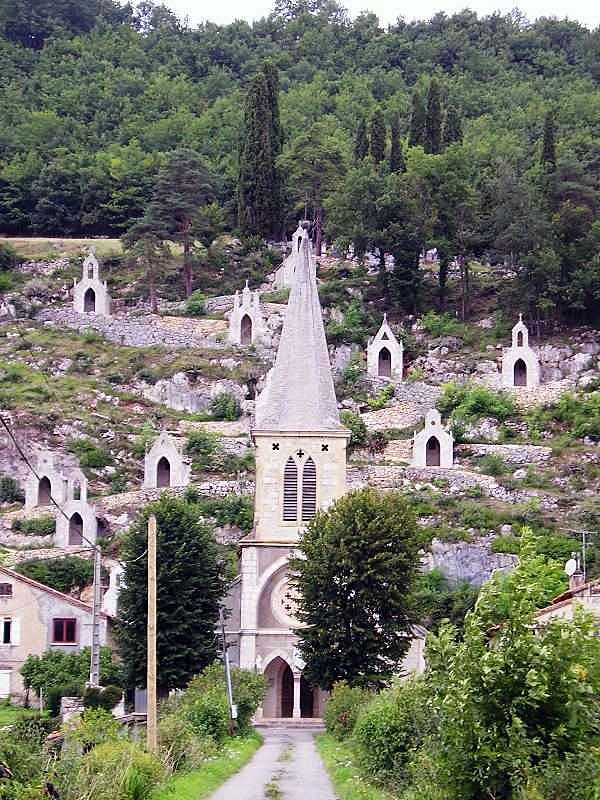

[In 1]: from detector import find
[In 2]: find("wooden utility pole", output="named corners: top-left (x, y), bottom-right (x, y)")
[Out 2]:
top-left (147, 514), bottom-right (158, 753)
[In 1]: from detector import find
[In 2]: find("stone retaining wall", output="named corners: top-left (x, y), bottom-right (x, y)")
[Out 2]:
top-left (457, 443), bottom-right (552, 464)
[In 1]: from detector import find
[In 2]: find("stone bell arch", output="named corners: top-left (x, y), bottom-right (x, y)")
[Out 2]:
top-left (501, 315), bottom-right (540, 389)
top-left (367, 314), bottom-right (403, 380)
top-left (143, 431), bottom-right (190, 490)
top-left (73, 249), bottom-right (111, 316)
top-left (412, 409), bottom-right (454, 468)
top-left (228, 281), bottom-right (264, 346)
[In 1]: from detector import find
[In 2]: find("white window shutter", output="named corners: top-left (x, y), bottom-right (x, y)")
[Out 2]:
top-left (11, 618), bottom-right (20, 645)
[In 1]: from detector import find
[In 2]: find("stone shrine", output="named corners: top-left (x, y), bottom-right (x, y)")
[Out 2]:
top-left (274, 223), bottom-right (309, 290)
top-left (224, 230), bottom-right (351, 719)
top-left (412, 409), bottom-right (454, 468)
top-left (54, 470), bottom-right (97, 547)
top-left (25, 452), bottom-right (68, 510)
top-left (143, 431), bottom-right (190, 490)
top-left (501, 315), bottom-right (540, 388)
top-left (228, 281), bottom-right (265, 346)
top-left (73, 249), bottom-right (111, 316)
top-left (367, 314), bottom-right (403, 379)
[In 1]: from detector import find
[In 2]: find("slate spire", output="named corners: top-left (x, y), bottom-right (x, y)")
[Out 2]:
top-left (255, 230), bottom-right (341, 431)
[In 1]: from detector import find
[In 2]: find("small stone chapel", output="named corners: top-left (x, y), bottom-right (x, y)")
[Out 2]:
top-left (54, 470), bottom-right (97, 547)
top-left (501, 315), bottom-right (540, 389)
top-left (224, 230), bottom-right (351, 719)
top-left (367, 314), bottom-right (403, 379)
top-left (73, 249), bottom-right (111, 316)
top-left (274, 222), bottom-right (308, 290)
top-left (228, 281), bottom-right (264, 346)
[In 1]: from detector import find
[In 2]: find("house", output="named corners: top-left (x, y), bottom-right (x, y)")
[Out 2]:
top-left (0, 565), bottom-right (113, 702)
top-left (536, 573), bottom-right (600, 626)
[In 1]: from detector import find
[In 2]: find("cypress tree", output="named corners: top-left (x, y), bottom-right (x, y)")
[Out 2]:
top-left (238, 63), bottom-right (282, 239)
top-left (541, 110), bottom-right (556, 170)
top-left (424, 77), bottom-right (442, 155)
top-left (408, 88), bottom-right (425, 147)
top-left (354, 117), bottom-right (369, 162)
top-left (389, 113), bottom-right (406, 173)
top-left (370, 109), bottom-right (386, 163)
top-left (443, 104), bottom-right (463, 148)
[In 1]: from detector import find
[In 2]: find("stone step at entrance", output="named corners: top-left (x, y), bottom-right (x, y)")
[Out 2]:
top-left (254, 718), bottom-right (325, 730)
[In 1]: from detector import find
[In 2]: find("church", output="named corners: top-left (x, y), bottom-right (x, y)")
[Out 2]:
top-left (224, 228), bottom-right (351, 719)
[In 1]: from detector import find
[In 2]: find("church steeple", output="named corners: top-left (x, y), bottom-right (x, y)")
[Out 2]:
top-left (255, 229), bottom-right (341, 431)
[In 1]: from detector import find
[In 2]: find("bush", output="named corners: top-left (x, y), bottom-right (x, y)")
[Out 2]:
top-left (69, 740), bottom-right (164, 800)
top-left (209, 391), bottom-right (240, 421)
top-left (190, 494), bottom-right (254, 533)
top-left (324, 681), bottom-right (372, 740)
top-left (326, 298), bottom-right (372, 345)
top-left (186, 289), bottom-right (206, 317)
top-left (340, 411), bottom-right (368, 449)
top-left (185, 430), bottom-right (219, 471)
top-left (437, 381), bottom-right (516, 425)
top-left (185, 686), bottom-right (230, 743)
top-left (353, 678), bottom-right (432, 788)
top-left (366, 383), bottom-right (395, 410)
top-left (46, 682), bottom-right (83, 717)
top-left (83, 685), bottom-right (123, 711)
top-left (0, 242), bottom-right (20, 271)
top-left (420, 311), bottom-right (466, 338)
top-left (478, 453), bottom-right (507, 476)
top-left (15, 555), bottom-right (93, 593)
top-left (69, 708), bottom-right (122, 749)
top-left (158, 712), bottom-right (217, 772)
top-left (12, 515), bottom-right (55, 536)
top-left (67, 437), bottom-right (113, 468)
top-left (0, 475), bottom-right (24, 503)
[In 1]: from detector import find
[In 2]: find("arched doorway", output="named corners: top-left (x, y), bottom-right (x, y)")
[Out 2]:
top-left (69, 512), bottom-right (83, 545)
top-left (263, 657), bottom-right (293, 718)
top-left (281, 664), bottom-right (294, 718)
top-left (378, 346), bottom-right (392, 378)
top-left (240, 314), bottom-right (252, 345)
top-left (426, 436), bottom-right (441, 466)
top-left (38, 476), bottom-right (52, 506)
top-left (514, 358), bottom-right (527, 387)
top-left (156, 456), bottom-right (171, 488)
top-left (300, 675), bottom-right (314, 718)
top-left (84, 287), bottom-right (96, 313)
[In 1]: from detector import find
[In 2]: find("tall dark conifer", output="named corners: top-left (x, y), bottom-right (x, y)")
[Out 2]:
top-left (389, 113), bottom-right (406, 173)
top-left (238, 63), bottom-right (282, 238)
top-left (370, 110), bottom-right (386, 163)
top-left (443, 104), bottom-right (463, 148)
top-left (354, 118), bottom-right (369, 162)
top-left (541, 110), bottom-right (556, 171)
top-left (409, 88), bottom-right (425, 147)
top-left (424, 77), bottom-right (442, 155)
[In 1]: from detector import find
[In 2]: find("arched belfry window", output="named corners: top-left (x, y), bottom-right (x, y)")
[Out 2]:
top-left (283, 458), bottom-right (298, 522)
top-left (301, 458), bottom-right (317, 521)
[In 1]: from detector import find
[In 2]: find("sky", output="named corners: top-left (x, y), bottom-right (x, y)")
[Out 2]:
top-left (162, 0), bottom-right (599, 30)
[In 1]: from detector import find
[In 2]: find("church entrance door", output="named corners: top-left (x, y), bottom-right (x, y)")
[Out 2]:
top-left (300, 675), bottom-right (314, 718)
top-left (281, 664), bottom-right (294, 718)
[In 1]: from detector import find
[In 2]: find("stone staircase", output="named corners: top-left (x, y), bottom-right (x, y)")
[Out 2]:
top-left (254, 718), bottom-right (325, 730)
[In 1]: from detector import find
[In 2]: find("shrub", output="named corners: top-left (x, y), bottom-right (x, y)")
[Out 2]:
top-left (46, 682), bottom-right (83, 717)
top-left (158, 712), bottom-right (217, 772)
top-left (186, 289), bottom-right (206, 317)
top-left (69, 708), bottom-right (121, 749)
top-left (478, 453), bottom-right (507, 476)
top-left (83, 685), bottom-right (123, 711)
top-left (340, 410), bottom-right (368, 449)
top-left (70, 740), bottom-right (164, 800)
top-left (0, 242), bottom-right (20, 271)
top-left (67, 437), bottom-right (113, 468)
top-left (185, 686), bottom-right (230, 743)
top-left (366, 383), bottom-right (395, 410)
top-left (185, 430), bottom-right (219, 471)
top-left (209, 391), bottom-right (240, 421)
top-left (437, 381), bottom-right (516, 425)
top-left (420, 311), bottom-right (466, 338)
top-left (12, 515), bottom-right (55, 536)
top-left (326, 298), bottom-right (371, 344)
top-left (191, 494), bottom-right (254, 533)
top-left (353, 678), bottom-right (432, 787)
top-left (15, 555), bottom-right (93, 594)
top-left (0, 475), bottom-right (24, 503)
top-left (324, 681), bottom-right (372, 740)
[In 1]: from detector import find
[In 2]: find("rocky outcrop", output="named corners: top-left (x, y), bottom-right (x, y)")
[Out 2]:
top-left (423, 536), bottom-right (518, 586)
top-left (140, 373), bottom-right (247, 414)
top-left (457, 443), bottom-right (553, 464)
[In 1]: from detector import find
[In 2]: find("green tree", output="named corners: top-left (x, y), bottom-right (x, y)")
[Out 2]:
top-left (238, 64), bottom-right (281, 239)
top-left (121, 215), bottom-right (169, 313)
top-left (290, 489), bottom-right (420, 690)
top-left (354, 117), bottom-right (369, 162)
top-left (389, 113), bottom-right (405, 173)
top-left (408, 87), bottom-right (426, 147)
top-left (116, 495), bottom-right (227, 693)
top-left (424, 77), bottom-right (443, 155)
top-left (442, 104), bottom-right (463, 147)
top-left (369, 109), bottom-right (386, 163)
top-left (541, 109), bottom-right (556, 170)
top-left (15, 556), bottom-right (93, 595)
top-left (149, 149), bottom-right (215, 297)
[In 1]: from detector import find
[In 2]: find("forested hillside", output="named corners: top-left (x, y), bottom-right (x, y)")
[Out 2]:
top-left (0, 0), bottom-right (599, 323)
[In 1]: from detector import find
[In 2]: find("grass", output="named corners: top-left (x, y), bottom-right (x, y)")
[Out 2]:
top-left (0, 704), bottom-right (24, 726)
top-left (316, 733), bottom-right (394, 800)
top-left (0, 237), bottom-right (122, 259)
top-left (152, 732), bottom-right (262, 800)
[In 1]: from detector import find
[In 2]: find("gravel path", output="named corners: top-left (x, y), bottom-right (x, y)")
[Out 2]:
top-left (207, 727), bottom-right (337, 800)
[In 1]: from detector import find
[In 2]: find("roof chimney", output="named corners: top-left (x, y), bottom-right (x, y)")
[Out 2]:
top-left (569, 570), bottom-right (585, 592)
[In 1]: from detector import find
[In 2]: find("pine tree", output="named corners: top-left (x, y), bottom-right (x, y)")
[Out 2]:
top-left (121, 215), bottom-right (169, 314)
top-left (238, 63), bottom-right (282, 239)
top-left (370, 110), bottom-right (386, 164)
top-left (408, 88), bottom-right (425, 147)
top-left (424, 77), bottom-right (442, 155)
top-left (148, 149), bottom-right (214, 298)
top-left (389, 113), bottom-right (406, 173)
top-left (290, 489), bottom-right (420, 689)
top-left (354, 117), bottom-right (369, 162)
top-left (443, 104), bottom-right (463, 148)
top-left (117, 496), bottom-right (227, 693)
top-left (541, 110), bottom-right (556, 170)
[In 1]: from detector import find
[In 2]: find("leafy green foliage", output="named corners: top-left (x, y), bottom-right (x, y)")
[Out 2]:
top-left (209, 392), bottom-right (240, 421)
top-left (117, 496), bottom-right (227, 692)
top-left (437, 381), bottom-right (517, 429)
top-left (0, 242), bottom-right (20, 271)
top-left (11, 515), bottom-right (55, 535)
top-left (411, 569), bottom-right (479, 632)
top-left (340, 410), bottom-right (368, 450)
top-left (0, 475), bottom-right (24, 502)
top-left (478, 452), bottom-right (508, 476)
top-left (185, 430), bottom-right (220, 470)
top-left (67, 437), bottom-right (113, 468)
top-left (366, 383), bottom-right (395, 410)
top-left (323, 681), bottom-right (372, 740)
top-left (83, 685), bottom-right (123, 712)
top-left (185, 289), bottom-right (206, 317)
top-left (21, 646), bottom-right (122, 696)
top-left (15, 555), bottom-right (93, 593)
top-left (290, 489), bottom-right (420, 689)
